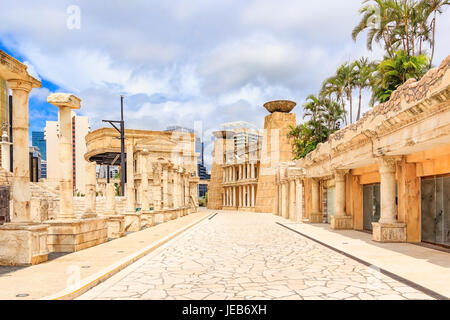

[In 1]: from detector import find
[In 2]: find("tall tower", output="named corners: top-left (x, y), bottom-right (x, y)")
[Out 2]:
top-left (254, 100), bottom-right (297, 213)
top-left (207, 130), bottom-right (234, 210)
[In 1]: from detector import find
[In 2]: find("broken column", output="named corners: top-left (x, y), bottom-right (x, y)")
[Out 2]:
top-left (44, 93), bottom-right (108, 252)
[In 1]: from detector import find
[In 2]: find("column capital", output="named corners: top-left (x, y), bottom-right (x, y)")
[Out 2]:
top-left (378, 156), bottom-right (401, 173)
top-left (332, 169), bottom-right (348, 181)
top-left (47, 93), bottom-right (81, 109)
top-left (6, 79), bottom-right (34, 92)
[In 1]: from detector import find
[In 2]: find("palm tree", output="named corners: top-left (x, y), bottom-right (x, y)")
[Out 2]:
top-left (371, 50), bottom-right (429, 103)
top-left (322, 98), bottom-right (345, 132)
top-left (421, 0), bottom-right (450, 66)
top-left (321, 73), bottom-right (347, 125)
top-left (354, 58), bottom-right (376, 121)
top-left (352, 0), bottom-right (397, 57)
top-left (339, 63), bottom-right (358, 124)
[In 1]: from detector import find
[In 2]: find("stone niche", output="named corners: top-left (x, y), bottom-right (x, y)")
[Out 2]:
top-left (46, 217), bottom-right (108, 252)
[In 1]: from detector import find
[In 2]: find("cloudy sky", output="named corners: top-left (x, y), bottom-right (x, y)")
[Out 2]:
top-left (1, 0), bottom-right (449, 168)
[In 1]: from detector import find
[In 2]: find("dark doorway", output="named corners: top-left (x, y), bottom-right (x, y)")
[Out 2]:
top-left (421, 175), bottom-right (450, 247)
top-left (363, 184), bottom-right (380, 231)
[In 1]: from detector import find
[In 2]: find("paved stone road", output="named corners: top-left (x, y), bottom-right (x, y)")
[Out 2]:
top-left (79, 212), bottom-right (433, 300)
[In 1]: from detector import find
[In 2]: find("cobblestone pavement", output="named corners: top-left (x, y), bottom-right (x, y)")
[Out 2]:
top-left (79, 212), bottom-right (433, 300)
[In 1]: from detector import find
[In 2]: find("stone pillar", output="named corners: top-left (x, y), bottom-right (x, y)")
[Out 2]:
top-left (251, 163), bottom-right (255, 179)
top-left (0, 79), bottom-right (49, 266)
top-left (251, 185), bottom-right (255, 208)
top-left (104, 182), bottom-right (116, 215)
top-left (153, 163), bottom-right (162, 211)
top-left (281, 182), bottom-right (287, 218)
top-left (44, 93), bottom-right (108, 251)
top-left (289, 179), bottom-right (296, 221)
top-left (125, 141), bottom-right (136, 213)
top-left (0, 131), bottom-right (11, 171)
top-left (8, 81), bottom-right (33, 222)
top-left (295, 179), bottom-right (303, 222)
top-left (140, 152), bottom-right (154, 227)
top-left (56, 100), bottom-right (76, 219)
top-left (373, 157), bottom-right (406, 242)
top-left (84, 161), bottom-right (97, 217)
top-left (309, 178), bottom-right (323, 223)
top-left (162, 164), bottom-right (169, 209)
top-left (331, 170), bottom-right (353, 230)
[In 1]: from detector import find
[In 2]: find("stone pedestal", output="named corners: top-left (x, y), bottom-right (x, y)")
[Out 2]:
top-left (331, 215), bottom-right (353, 230)
top-left (0, 223), bottom-right (49, 265)
top-left (104, 215), bottom-right (125, 239)
top-left (124, 212), bottom-right (142, 232)
top-left (45, 217), bottom-right (108, 252)
top-left (141, 211), bottom-right (155, 227)
top-left (372, 222), bottom-right (406, 243)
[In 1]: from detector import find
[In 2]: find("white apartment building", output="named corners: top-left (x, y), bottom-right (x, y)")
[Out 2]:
top-left (44, 111), bottom-right (90, 194)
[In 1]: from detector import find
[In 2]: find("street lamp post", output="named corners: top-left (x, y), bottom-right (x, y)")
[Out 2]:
top-left (102, 95), bottom-right (126, 196)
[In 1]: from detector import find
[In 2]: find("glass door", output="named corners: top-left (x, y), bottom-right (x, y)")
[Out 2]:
top-left (363, 184), bottom-right (381, 231)
top-left (421, 176), bottom-right (450, 246)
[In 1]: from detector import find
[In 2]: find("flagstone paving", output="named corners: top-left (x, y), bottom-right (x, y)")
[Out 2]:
top-left (79, 212), bottom-right (434, 300)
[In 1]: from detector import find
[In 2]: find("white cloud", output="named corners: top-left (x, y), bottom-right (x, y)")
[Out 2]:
top-left (0, 0), bottom-right (449, 169)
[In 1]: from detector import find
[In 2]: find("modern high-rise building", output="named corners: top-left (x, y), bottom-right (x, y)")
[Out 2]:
top-left (32, 131), bottom-right (46, 160)
top-left (45, 111), bottom-right (91, 193)
top-left (32, 131), bottom-right (46, 178)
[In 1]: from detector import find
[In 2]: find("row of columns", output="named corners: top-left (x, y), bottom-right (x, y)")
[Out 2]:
top-left (277, 157), bottom-right (404, 241)
top-left (277, 178), bottom-right (303, 222)
top-left (223, 162), bottom-right (257, 182)
top-left (223, 184), bottom-right (256, 208)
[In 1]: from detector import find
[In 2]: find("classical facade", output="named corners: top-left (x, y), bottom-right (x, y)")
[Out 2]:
top-left (0, 49), bottom-right (201, 266)
top-left (85, 127), bottom-right (200, 233)
top-left (275, 55), bottom-right (450, 246)
top-left (0, 50), bottom-right (49, 265)
top-left (208, 102), bottom-right (297, 212)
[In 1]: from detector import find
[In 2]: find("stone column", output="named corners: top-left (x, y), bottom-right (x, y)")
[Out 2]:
top-left (104, 182), bottom-right (116, 215)
top-left (140, 152), bottom-right (154, 227)
top-left (289, 179), bottom-right (296, 221)
top-left (0, 79), bottom-right (49, 266)
top-left (309, 178), bottom-right (322, 223)
top-left (173, 168), bottom-right (179, 208)
top-left (295, 178), bottom-right (303, 222)
top-left (0, 131), bottom-right (11, 171)
top-left (140, 154), bottom-right (149, 212)
top-left (250, 163), bottom-right (255, 179)
top-left (162, 164), bottom-right (169, 209)
top-left (373, 157), bottom-right (406, 242)
top-left (56, 98), bottom-right (77, 219)
top-left (125, 141), bottom-right (136, 213)
top-left (152, 163), bottom-right (162, 211)
top-left (251, 185), bottom-right (255, 208)
top-left (331, 170), bottom-right (353, 230)
top-left (8, 80), bottom-right (33, 222)
top-left (84, 161), bottom-right (97, 217)
top-left (44, 94), bottom-right (109, 251)
top-left (281, 181), bottom-right (287, 218)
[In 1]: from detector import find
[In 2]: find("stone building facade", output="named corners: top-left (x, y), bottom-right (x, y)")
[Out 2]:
top-left (208, 101), bottom-right (297, 212)
top-left (85, 127), bottom-right (200, 232)
top-left (275, 55), bottom-right (450, 246)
